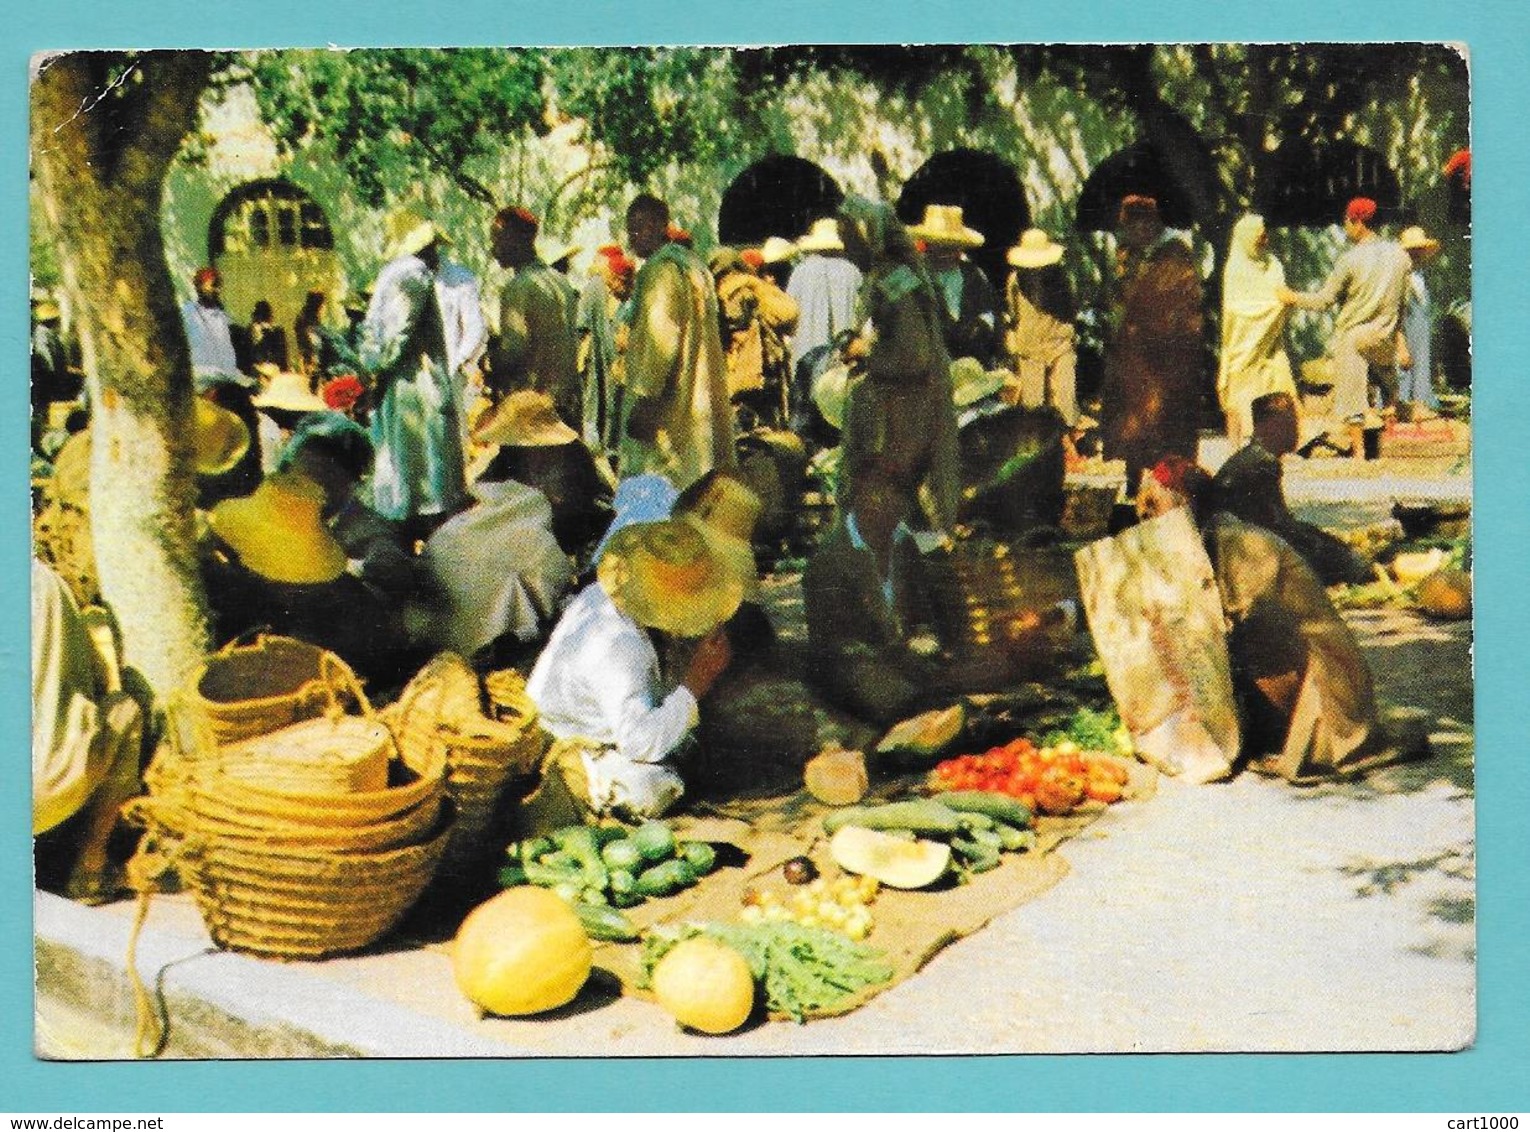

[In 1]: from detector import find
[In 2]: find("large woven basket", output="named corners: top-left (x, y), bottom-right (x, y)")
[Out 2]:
top-left (187, 634), bottom-right (364, 745)
top-left (921, 537), bottom-right (1079, 667)
top-left (387, 658), bottom-right (546, 873)
top-left (178, 804), bottom-right (454, 959)
top-left (209, 714), bottom-right (392, 795)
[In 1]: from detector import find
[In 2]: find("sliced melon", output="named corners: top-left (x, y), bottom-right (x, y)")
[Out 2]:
top-left (1416, 568), bottom-right (1471, 620)
top-left (829, 826), bottom-right (951, 889)
top-left (874, 704), bottom-right (966, 759)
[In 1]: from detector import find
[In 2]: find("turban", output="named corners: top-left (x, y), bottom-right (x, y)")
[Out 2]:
top-left (1345, 197), bottom-right (1378, 225)
top-left (193, 267), bottom-right (220, 289)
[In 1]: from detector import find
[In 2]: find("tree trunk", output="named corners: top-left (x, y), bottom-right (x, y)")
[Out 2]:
top-left (32, 51), bottom-right (214, 698)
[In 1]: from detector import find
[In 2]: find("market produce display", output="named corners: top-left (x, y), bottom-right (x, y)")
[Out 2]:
top-left (929, 716), bottom-right (1133, 813)
top-left (874, 704), bottom-right (967, 759)
top-left (500, 820), bottom-right (720, 917)
top-left (452, 887), bottom-right (593, 1017)
top-left (818, 792), bottom-right (1037, 883)
top-left (641, 921), bottom-right (895, 1023)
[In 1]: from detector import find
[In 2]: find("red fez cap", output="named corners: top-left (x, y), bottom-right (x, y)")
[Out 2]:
top-left (495, 206), bottom-right (539, 233)
top-left (1150, 454), bottom-right (1212, 504)
top-left (666, 224), bottom-right (693, 247)
top-left (597, 243), bottom-right (624, 258)
top-left (1443, 149), bottom-right (1471, 185)
top-left (194, 267), bottom-right (220, 288)
top-left (1345, 197), bottom-right (1378, 225)
top-left (740, 248), bottom-right (765, 271)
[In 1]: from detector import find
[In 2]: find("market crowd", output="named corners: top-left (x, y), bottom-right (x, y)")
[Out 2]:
top-left (32, 180), bottom-right (1457, 901)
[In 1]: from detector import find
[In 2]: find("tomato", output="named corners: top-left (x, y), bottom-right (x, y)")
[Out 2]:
top-left (1085, 777), bottom-right (1124, 804)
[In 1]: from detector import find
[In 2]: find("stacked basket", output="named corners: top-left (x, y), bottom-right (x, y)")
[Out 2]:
top-left (384, 655), bottom-right (547, 880)
top-left (130, 635), bottom-right (452, 960)
top-left (921, 537), bottom-right (1080, 666)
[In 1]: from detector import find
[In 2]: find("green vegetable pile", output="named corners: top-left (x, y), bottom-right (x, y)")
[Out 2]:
top-left (823, 794), bottom-right (1036, 878)
top-left (501, 821), bottom-right (720, 939)
top-left (1040, 705), bottom-right (1128, 754)
top-left (640, 921), bottom-right (894, 1023)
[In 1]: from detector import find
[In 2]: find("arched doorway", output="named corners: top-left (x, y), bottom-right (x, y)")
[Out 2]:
top-left (209, 178), bottom-right (343, 333)
top-left (717, 156), bottom-right (845, 248)
top-left (1254, 140), bottom-right (1402, 228)
top-left (1074, 140), bottom-right (1200, 233)
top-left (897, 148), bottom-right (1030, 293)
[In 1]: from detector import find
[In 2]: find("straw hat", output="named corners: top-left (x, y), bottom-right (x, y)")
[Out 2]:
top-left (761, 236), bottom-right (800, 265)
top-left (596, 515), bottom-right (754, 638)
top-left (908, 205), bottom-right (984, 249)
top-left (950, 356), bottom-right (1007, 407)
top-left (471, 389), bottom-right (579, 448)
top-left (537, 238), bottom-right (582, 268)
top-left (674, 469), bottom-right (762, 548)
top-left (32, 298), bottom-right (61, 321)
top-left (1399, 226), bottom-right (1441, 255)
top-left (1007, 228), bottom-right (1066, 269)
top-left (194, 399), bottom-right (252, 476)
top-left (385, 209), bottom-right (450, 261)
top-left (253, 371), bottom-right (327, 413)
top-left (208, 472), bottom-right (347, 585)
top-left (796, 218), bottom-right (845, 254)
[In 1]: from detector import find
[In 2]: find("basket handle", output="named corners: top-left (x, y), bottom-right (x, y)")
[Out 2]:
top-left (213, 627), bottom-right (277, 656)
top-left (317, 651), bottom-right (376, 719)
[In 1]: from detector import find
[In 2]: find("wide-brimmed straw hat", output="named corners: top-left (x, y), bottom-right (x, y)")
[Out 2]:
top-left (796, 218), bottom-right (846, 254)
top-left (950, 356), bottom-right (1007, 407)
top-left (596, 514), bottom-right (754, 638)
top-left (537, 238), bottom-right (582, 267)
top-left (1399, 226), bottom-right (1441, 255)
top-left (194, 399), bottom-right (252, 476)
top-left (760, 236), bottom-right (800, 265)
top-left (471, 389), bottom-right (579, 448)
top-left (908, 204), bottom-right (984, 249)
top-left (673, 469), bottom-right (763, 599)
top-left (1007, 228), bottom-right (1066, 268)
top-left (208, 471), bottom-right (347, 585)
top-left (253, 370), bottom-right (327, 413)
top-left (385, 209), bottom-right (451, 261)
top-left (592, 473), bottom-right (680, 565)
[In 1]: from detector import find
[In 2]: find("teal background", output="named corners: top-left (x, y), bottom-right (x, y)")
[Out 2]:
top-left (5, 0), bottom-right (1526, 1113)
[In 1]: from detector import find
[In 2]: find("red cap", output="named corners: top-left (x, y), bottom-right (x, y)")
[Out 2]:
top-left (1443, 149), bottom-right (1471, 185)
top-left (1118, 195), bottom-right (1161, 225)
top-left (666, 224), bottom-right (693, 247)
top-left (740, 248), bottom-right (765, 271)
top-left (1345, 197), bottom-right (1378, 225)
top-left (1150, 454), bottom-right (1212, 504)
top-left (321, 374), bottom-right (366, 412)
top-left (194, 267), bottom-right (220, 288)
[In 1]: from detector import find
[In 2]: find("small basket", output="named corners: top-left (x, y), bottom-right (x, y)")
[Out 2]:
top-left (1061, 478), bottom-right (1122, 541)
top-left (921, 537), bottom-right (1079, 662)
top-left (179, 804), bottom-right (454, 959)
top-left (483, 668), bottom-right (537, 725)
top-left (187, 634), bottom-right (364, 745)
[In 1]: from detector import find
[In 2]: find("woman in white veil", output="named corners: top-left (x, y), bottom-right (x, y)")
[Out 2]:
top-left (1218, 214), bottom-right (1299, 447)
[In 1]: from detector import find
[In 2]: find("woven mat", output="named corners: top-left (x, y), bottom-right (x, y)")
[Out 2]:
top-left (593, 757), bottom-right (1155, 1021)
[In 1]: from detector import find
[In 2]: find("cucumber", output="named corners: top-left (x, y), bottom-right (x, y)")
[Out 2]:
top-left (522, 858), bottom-right (587, 889)
top-left (964, 825), bottom-right (1005, 851)
top-left (678, 841), bottom-right (717, 875)
top-left (552, 880), bottom-right (584, 903)
top-left (631, 821), bottom-right (677, 862)
top-left (954, 812), bottom-right (998, 832)
top-left (634, 858), bottom-right (697, 898)
top-left (994, 824), bottom-right (1036, 853)
top-left (608, 868), bottom-right (637, 899)
top-left (550, 825), bottom-right (609, 891)
top-left (590, 825), bottom-right (627, 848)
top-left (573, 902), bottom-right (640, 942)
top-left (822, 800), bottom-right (964, 837)
top-left (930, 791), bottom-right (1033, 830)
top-left (497, 864), bottom-right (527, 888)
top-left (601, 839), bottom-right (644, 873)
top-left (950, 835), bottom-right (1002, 873)
top-left (514, 836), bottom-right (554, 862)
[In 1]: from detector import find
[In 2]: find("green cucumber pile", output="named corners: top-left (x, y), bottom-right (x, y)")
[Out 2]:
top-left (823, 793), bottom-right (1036, 876)
top-left (501, 821), bottom-right (720, 939)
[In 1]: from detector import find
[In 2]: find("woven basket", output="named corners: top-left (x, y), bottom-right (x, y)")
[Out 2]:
top-left (209, 715), bottom-right (393, 795)
top-left (180, 784), bottom-right (444, 854)
top-left (187, 635), bottom-right (363, 746)
top-left (922, 537), bottom-right (1079, 661)
top-left (1060, 479), bottom-right (1122, 541)
top-left (179, 805), bottom-right (454, 959)
top-left (483, 668), bottom-right (537, 725)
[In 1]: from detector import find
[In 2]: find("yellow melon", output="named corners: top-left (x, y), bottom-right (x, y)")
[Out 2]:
top-left (651, 937), bottom-right (756, 1034)
top-left (829, 826), bottom-right (951, 889)
top-left (452, 887), bottom-right (592, 1017)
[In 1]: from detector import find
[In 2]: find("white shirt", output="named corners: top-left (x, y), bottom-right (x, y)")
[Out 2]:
top-left (435, 260), bottom-right (488, 377)
top-left (526, 582), bottom-right (697, 766)
top-left (181, 300), bottom-right (240, 377)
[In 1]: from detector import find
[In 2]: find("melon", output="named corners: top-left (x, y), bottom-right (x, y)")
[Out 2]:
top-left (452, 887), bottom-right (592, 1017)
top-left (829, 826), bottom-right (951, 889)
top-left (874, 704), bottom-right (966, 759)
top-left (651, 937), bottom-right (756, 1034)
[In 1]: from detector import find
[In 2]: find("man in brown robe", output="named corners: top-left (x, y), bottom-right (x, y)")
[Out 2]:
top-left (1100, 195), bottom-right (1205, 486)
